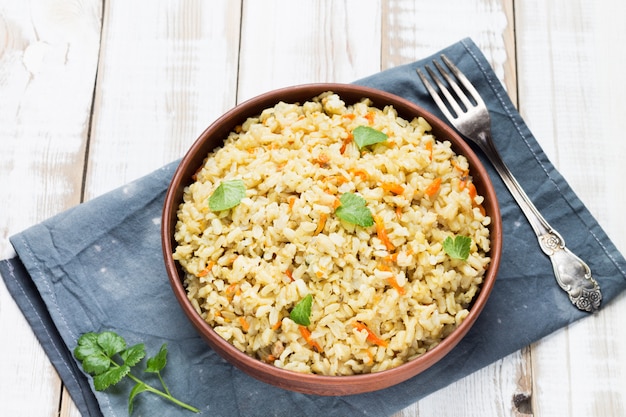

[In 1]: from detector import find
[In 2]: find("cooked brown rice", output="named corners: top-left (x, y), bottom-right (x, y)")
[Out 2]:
top-left (173, 92), bottom-right (491, 375)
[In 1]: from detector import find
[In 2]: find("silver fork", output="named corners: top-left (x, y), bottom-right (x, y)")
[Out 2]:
top-left (417, 55), bottom-right (602, 312)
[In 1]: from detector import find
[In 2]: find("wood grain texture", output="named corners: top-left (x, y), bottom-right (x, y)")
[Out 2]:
top-left (84, 0), bottom-right (241, 199)
top-left (0, 0), bottom-right (101, 255)
top-left (382, 0), bottom-right (516, 102)
top-left (237, 0), bottom-right (382, 101)
top-left (516, 1), bottom-right (626, 416)
top-left (1, 1), bottom-right (625, 416)
top-left (0, 0), bottom-right (101, 415)
top-left (382, 2), bottom-right (529, 416)
top-left (59, 387), bottom-right (83, 417)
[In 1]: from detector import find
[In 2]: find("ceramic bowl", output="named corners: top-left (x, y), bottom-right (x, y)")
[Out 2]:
top-left (161, 83), bottom-right (502, 396)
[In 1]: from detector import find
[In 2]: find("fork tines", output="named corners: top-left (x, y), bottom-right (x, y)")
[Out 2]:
top-left (416, 55), bottom-right (485, 120)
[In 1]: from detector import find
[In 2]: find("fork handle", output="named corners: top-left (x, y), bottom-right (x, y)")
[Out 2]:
top-left (476, 133), bottom-right (602, 312)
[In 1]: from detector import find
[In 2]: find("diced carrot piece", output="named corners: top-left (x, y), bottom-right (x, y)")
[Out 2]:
top-left (377, 263), bottom-right (391, 272)
top-left (271, 319), bottom-right (282, 331)
top-left (374, 215), bottom-right (395, 251)
top-left (348, 168), bottom-right (368, 181)
top-left (322, 175), bottom-right (349, 185)
top-left (467, 181), bottom-right (477, 201)
top-left (336, 175), bottom-right (349, 185)
top-left (451, 159), bottom-right (469, 177)
top-left (382, 182), bottom-right (404, 195)
top-left (353, 322), bottom-right (388, 347)
top-left (383, 252), bottom-right (399, 263)
top-left (386, 276), bottom-right (406, 295)
top-left (196, 262), bottom-right (212, 277)
top-left (239, 317), bottom-right (250, 332)
top-left (226, 283), bottom-right (240, 301)
top-left (395, 206), bottom-right (403, 219)
top-left (465, 181), bottom-right (486, 215)
top-left (314, 212), bottom-right (327, 235)
top-left (425, 141), bottom-right (433, 161)
top-left (288, 195), bottom-right (297, 211)
top-left (299, 326), bottom-right (322, 353)
top-left (285, 269), bottom-right (294, 282)
top-left (425, 177), bottom-right (442, 197)
top-left (340, 134), bottom-right (353, 154)
top-left (377, 263), bottom-right (405, 295)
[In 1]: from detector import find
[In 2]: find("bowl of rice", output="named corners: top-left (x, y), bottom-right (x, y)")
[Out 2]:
top-left (162, 83), bottom-right (502, 396)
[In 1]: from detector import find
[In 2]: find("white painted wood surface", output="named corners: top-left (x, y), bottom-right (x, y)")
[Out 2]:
top-left (0, 0), bottom-right (101, 416)
top-left (1, 1), bottom-right (624, 416)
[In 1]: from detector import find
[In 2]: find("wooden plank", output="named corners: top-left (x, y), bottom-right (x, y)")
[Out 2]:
top-left (83, 0), bottom-right (242, 199)
top-left (60, 1), bottom-right (241, 414)
top-left (59, 388), bottom-right (83, 417)
top-left (516, 0), bottom-right (626, 416)
top-left (237, 0), bottom-right (382, 101)
top-left (396, 349), bottom-right (533, 417)
top-left (0, 0), bottom-right (102, 415)
top-left (381, 1), bottom-right (528, 416)
top-left (2, 2), bottom-right (622, 416)
top-left (381, 0), bottom-right (517, 102)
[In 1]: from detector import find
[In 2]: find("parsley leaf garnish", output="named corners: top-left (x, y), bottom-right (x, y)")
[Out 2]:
top-left (443, 235), bottom-right (472, 261)
top-left (335, 192), bottom-right (374, 227)
top-left (353, 126), bottom-right (388, 149)
top-left (209, 179), bottom-right (246, 211)
top-left (73, 331), bottom-right (199, 415)
top-left (290, 294), bottom-right (313, 326)
top-left (145, 343), bottom-right (168, 373)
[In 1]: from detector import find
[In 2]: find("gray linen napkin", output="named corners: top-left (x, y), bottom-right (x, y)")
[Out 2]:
top-left (2, 38), bottom-right (625, 417)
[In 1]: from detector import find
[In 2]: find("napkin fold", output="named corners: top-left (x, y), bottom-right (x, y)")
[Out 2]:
top-left (2, 38), bottom-right (626, 417)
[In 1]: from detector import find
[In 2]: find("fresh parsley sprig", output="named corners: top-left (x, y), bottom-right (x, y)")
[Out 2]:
top-left (443, 235), bottom-right (472, 261)
top-left (73, 331), bottom-right (199, 415)
top-left (209, 179), bottom-right (246, 211)
top-left (335, 192), bottom-right (374, 227)
top-left (290, 294), bottom-right (313, 326)
top-left (352, 126), bottom-right (388, 150)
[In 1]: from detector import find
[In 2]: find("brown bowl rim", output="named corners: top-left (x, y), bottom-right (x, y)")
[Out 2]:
top-left (161, 83), bottom-right (502, 396)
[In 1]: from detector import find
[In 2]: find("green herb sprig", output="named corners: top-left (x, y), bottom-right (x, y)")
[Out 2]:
top-left (352, 126), bottom-right (388, 150)
top-left (209, 179), bottom-right (246, 211)
top-left (290, 294), bottom-right (313, 326)
top-left (443, 235), bottom-right (472, 261)
top-left (74, 331), bottom-right (199, 415)
top-left (335, 192), bottom-right (374, 227)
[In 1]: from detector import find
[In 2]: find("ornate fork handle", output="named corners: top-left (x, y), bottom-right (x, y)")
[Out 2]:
top-left (418, 56), bottom-right (602, 312)
top-left (477, 130), bottom-right (602, 312)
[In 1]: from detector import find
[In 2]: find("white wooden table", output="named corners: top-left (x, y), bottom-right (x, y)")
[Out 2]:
top-left (1, 1), bottom-right (625, 416)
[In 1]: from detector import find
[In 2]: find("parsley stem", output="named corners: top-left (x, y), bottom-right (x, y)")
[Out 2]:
top-left (74, 331), bottom-right (199, 414)
top-left (157, 372), bottom-right (172, 396)
top-left (124, 372), bottom-right (200, 413)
